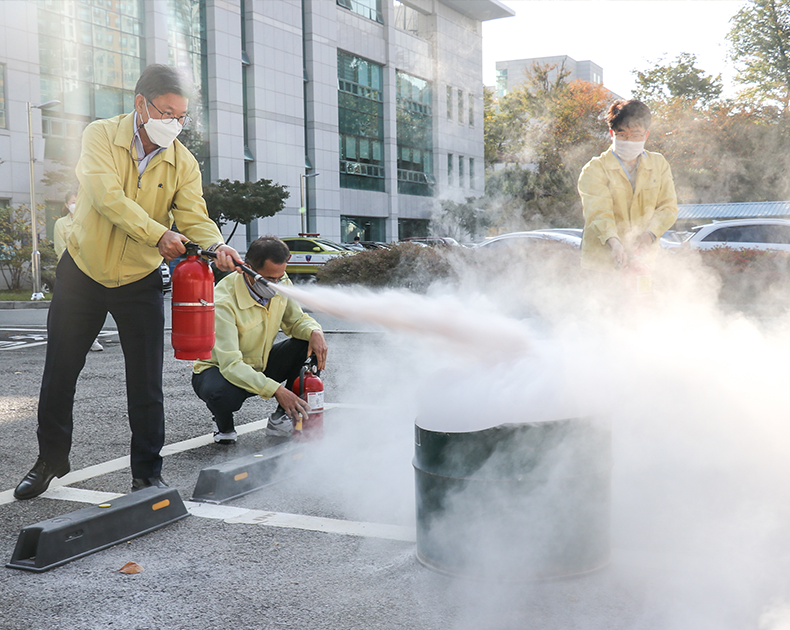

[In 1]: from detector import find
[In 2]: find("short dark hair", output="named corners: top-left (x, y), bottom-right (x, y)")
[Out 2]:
top-left (135, 64), bottom-right (192, 101)
top-left (245, 236), bottom-right (290, 269)
top-left (607, 100), bottom-right (652, 131)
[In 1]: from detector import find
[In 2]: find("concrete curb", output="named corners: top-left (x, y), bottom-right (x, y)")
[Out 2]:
top-left (0, 300), bottom-right (51, 309)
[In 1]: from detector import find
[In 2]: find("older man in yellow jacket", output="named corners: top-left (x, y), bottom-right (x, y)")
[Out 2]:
top-left (15, 64), bottom-right (241, 500)
top-left (578, 99), bottom-right (678, 274)
top-left (192, 236), bottom-right (327, 444)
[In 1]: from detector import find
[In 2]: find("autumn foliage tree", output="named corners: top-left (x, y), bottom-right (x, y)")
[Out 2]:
top-left (482, 62), bottom-right (614, 229)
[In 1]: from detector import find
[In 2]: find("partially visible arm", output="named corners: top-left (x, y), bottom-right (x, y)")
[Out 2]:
top-left (647, 159), bottom-right (679, 239)
top-left (307, 330), bottom-right (327, 370)
top-left (578, 160), bottom-right (619, 246)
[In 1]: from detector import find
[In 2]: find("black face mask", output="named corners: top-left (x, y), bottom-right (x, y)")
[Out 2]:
top-left (247, 275), bottom-right (277, 301)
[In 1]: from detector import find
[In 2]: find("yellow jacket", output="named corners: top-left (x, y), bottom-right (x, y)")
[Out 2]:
top-left (68, 112), bottom-right (223, 287)
top-left (53, 214), bottom-right (73, 260)
top-left (578, 148), bottom-right (678, 271)
top-left (193, 273), bottom-right (322, 398)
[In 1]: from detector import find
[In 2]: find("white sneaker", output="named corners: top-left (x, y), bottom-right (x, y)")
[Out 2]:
top-left (265, 412), bottom-right (293, 437)
top-left (90, 339), bottom-right (104, 352)
top-left (212, 421), bottom-right (237, 444)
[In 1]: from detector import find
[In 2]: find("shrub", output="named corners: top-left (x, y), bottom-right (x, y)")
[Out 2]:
top-left (687, 247), bottom-right (790, 304)
top-left (316, 242), bottom-right (458, 292)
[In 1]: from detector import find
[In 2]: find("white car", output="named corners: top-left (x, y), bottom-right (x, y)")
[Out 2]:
top-left (666, 219), bottom-right (790, 251)
top-left (476, 230), bottom-right (582, 250)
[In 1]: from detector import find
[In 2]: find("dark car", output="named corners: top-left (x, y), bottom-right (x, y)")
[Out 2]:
top-left (400, 236), bottom-right (461, 247)
top-left (160, 262), bottom-right (172, 293)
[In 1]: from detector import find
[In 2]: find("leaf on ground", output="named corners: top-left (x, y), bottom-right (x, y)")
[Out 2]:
top-left (119, 561), bottom-right (144, 574)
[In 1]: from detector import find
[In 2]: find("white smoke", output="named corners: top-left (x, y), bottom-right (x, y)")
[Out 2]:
top-left (276, 248), bottom-right (790, 628)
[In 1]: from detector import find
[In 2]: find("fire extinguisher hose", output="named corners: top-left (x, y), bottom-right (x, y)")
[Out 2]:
top-left (187, 243), bottom-right (274, 294)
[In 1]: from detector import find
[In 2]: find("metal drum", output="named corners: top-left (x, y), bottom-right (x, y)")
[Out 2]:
top-left (413, 417), bottom-right (612, 581)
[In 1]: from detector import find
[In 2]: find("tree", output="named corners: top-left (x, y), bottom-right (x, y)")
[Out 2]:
top-left (481, 62), bottom-right (613, 230)
top-left (0, 205), bottom-right (56, 291)
top-left (633, 53), bottom-right (723, 106)
top-left (433, 197), bottom-right (491, 241)
top-left (728, 0), bottom-right (790, 112)
top-left (202, 178), bottom-right (290, 241)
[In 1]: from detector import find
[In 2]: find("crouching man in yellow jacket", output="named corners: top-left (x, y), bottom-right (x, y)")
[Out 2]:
top-left (14, 64), bottom-right (241, 500)
top-left (192, 236), bottom-right (328, 444)
top-left (578, 100), bottom-right (678, 275)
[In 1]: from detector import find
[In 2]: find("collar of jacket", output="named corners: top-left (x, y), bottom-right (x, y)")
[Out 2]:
top-left (232, 272), bottom-right (282, 310)
top-left (602, 147), bottom-right (655, 173)
top-left (113, 111), bottom-right (178, 167)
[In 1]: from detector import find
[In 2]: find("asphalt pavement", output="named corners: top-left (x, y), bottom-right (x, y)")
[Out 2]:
top-left (0, 297), bottom-right (741, 630)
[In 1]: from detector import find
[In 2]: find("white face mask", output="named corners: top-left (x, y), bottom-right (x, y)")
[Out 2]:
top-left (141, 99), bottom-right (183, 148)
top-left (67, 203), bottom-right (76, 214)
top-left (612, 137), bottom-right (646, 162)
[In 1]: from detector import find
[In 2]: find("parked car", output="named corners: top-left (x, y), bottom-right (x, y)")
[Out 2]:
top-left (280, 236), bottom-right (355, 279)
top-left (664, 219), bottom-right (790, 252)
top-left (476, 230), bottom-right (582, 250)
top-left (400, 236), bottom-right (462, 247)
top-left (160, 262), bottom-right (172, 293)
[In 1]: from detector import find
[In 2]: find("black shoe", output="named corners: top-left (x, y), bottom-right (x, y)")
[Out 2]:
top-left (131, 476), bottom-right (169, 492)
top-left (14, 457), bottom-right (70, 500)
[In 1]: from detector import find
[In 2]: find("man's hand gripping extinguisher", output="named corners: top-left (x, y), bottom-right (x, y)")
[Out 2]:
top-left (292, 355), bottom-right (324, 441)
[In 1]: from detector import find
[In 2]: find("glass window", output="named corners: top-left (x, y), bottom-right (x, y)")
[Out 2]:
top-left (168, 0), bottom-right (209, 180)
top-left (701, 228), bottom-right (729, 242)
top-left (468, 95), bottom-right (474, 126)
top-left (447, 153), bottom-right (453, 185)
top-left (397, 70), bottom-right (433, 196)
top-left (0, 63), bottom-right (6, 128)
top-left (37, 0), bottom-right (145, 160)
top-left (341, 215), bottom-right (385, 242)
top-left (394, 1), bottom-right (421, 36)
top-left (457, 90), bottom-right (464, 123)
top-left (458, 155), bottom-right (464, 183)
top-left (336, 0), bottom-right (383, 24)
top-left (469, 158), bottom-right (475, 189)
top-left (446, 85), bottom-right (452, 119)
top-left (338, 51), bottom-right (385, 192)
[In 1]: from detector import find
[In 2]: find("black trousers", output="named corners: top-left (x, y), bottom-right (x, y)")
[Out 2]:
top-left (191, 337), bottom-right (309, 432)
top-left (37, 252), bottom-right (165, 478)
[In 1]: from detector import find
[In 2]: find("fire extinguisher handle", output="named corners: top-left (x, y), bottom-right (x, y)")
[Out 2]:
top-left (306, 353), bottom-right (321, 377)
top-left (185, 243), bottom-right (272, 289)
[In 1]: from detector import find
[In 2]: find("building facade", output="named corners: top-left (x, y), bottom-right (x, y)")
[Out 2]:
top-left (495, 55), bottom-right (603, 98)
top-left (0, 0), bottom-right (513, 251)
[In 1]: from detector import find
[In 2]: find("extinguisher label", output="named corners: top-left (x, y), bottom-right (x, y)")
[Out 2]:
top-left (307, 390), bottom-right (324, 410)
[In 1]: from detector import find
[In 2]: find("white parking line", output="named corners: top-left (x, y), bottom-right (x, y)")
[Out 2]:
top-left (1, 404), bottom-right (415, 543)
top-left (0, 328), bottom-right (117, 350)
top-left (27, 486), bottom-right (415, 542)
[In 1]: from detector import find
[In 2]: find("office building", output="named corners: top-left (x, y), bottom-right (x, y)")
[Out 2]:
top-left (495, 55), bottom-right (603, 98)
top-left (0, 0), bottom-right (514, 250)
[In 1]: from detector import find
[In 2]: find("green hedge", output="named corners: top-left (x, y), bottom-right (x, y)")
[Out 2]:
top-left (316, 242), bottom-right (461, 291)
top-left (693, 247), bottom-right (790, 304)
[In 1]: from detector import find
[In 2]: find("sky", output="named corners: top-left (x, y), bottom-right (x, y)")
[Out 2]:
top-left (482, 0), bottom-right (747, 99)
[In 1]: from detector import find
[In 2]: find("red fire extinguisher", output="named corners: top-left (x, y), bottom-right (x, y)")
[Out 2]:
top-left (292, 356), bottom-right (324, 441)
top-left (171, 242), bottom-right (215, 360)
top-left (623, 257), bottom-right (653, 297)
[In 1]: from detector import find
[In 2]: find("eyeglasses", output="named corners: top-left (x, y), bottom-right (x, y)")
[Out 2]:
top-left (262, 274), bottom-right (286, 284)
top-left (146, 99), bottom-right (191, 127)
top-left (613, 129), bottom-right (647, 142)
